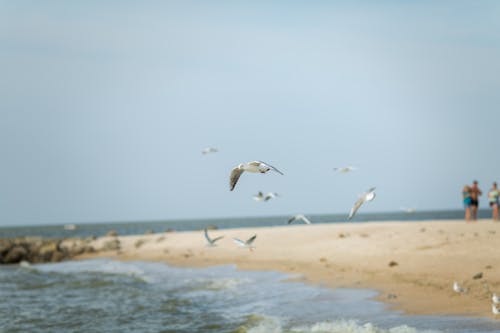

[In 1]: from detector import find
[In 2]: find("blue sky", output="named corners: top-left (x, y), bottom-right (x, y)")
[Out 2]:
top-left (1, 1), bottom-right (500, 226)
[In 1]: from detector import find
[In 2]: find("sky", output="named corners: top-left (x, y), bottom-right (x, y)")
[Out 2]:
top-left (1, 1), bottom-right (500, 226)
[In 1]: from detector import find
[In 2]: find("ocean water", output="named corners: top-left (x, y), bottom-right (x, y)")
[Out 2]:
top-left (0, 209), bottom-right (492, 239)
top-left (1, 259), bottom-right (498, 333)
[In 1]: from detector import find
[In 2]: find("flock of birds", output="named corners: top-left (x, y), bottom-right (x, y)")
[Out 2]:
top-left (201, 146), bottom-right (379, 253)
top-left (453, 281), bottom-right (500, 315)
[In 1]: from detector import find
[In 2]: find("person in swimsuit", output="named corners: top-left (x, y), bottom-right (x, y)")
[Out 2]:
top-left (469, 180), bottom-right (482, 221)
top-left (488, 182), bottom-right (500, 221)
top-left (463, 185), bottom-right (472, 222)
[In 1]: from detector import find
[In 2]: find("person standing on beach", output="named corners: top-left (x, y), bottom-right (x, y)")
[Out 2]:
top-left (488, 182), bottom-right (500, 221)
top-left (470, 180), bottom-right (482, 221)
top-left (463, 185), bottom-right (472, 221)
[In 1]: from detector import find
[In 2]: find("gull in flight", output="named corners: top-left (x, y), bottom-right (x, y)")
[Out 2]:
top-left (202, 147), bottom-right (218, 155)
top-left (493, 304), bottom-right (500, 315)
top-left (204, 228), bottom-right (224, 247)
top-left (400, 207), bottom-right (416, 213)
top-left (453, 281), bottom-right (467, 293)
top-left (288, 214), bottom-right (312, 225)
top-left (233, 234), bottom-right (257, 251)
top-left (333, 166), bottom-right (357, 173)
top-left (253, 191), bottom-right (279, 202)
top-left (348, 187), bottom-right (376, 220)
top-left (229, 161), bottom-right (284, 191)
top-left (493, 293), bottom-right (500, 304)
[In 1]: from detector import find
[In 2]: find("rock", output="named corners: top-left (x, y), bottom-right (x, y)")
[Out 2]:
top-left (51, 250), bottom-right (65, 262)
top-left (38, 242), bottom-right (59, 261)
top-left (388, 261), bottom-right (398, 267)
top-left (0, 240), bottom-right (13, 258)
top-left (473, 272), bottom-right (483, 280)
top-left (4, 246), bottom-right (28, 263)
top-left (84, 246), bottom-right (95, 253)
top-left (102, 239), bottom-right (120, 251)
top-left (106, 230), bottom-right (118, 237)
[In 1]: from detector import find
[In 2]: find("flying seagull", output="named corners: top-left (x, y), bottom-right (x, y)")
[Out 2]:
top-left (233, 234), bottom-right (257, 251)
top-left (204, 228), bottom-right (224, 247)
top-left (288, 214), bottom-right (312, 225)
top-left (202, 147), bottom-right (218, 155)
top-left (253, 192), bottom-right (279, 202)
top-left (333, 166), bottom-right (357, 173)
top-left (229, 161), bottom-right (284, 191)
top-left (348, 187), bottom-right (376, 220)
top-left (453, 281), bottom-right (467, 293)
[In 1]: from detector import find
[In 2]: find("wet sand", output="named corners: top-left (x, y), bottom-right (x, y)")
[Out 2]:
top-left (79, 219), bottom-right (500, 319)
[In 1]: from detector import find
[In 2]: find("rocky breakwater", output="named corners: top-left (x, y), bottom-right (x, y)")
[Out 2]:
top-left (0, 236), bottom-right (97, 264)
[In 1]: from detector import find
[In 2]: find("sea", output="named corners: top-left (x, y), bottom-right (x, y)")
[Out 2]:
top-left (1, 210), bottom-right (499, 333)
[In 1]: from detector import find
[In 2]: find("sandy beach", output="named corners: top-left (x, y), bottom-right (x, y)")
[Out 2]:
top-left (80, 219), bottom-right (500, 319)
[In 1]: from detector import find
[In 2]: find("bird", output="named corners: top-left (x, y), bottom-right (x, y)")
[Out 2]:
top-left (493, 293), bottom-right (500, 304)
top-left (333, 166), bottom-right (357, 173)
top-left (253, 191), bottom-right (279, 202)
top-left (204, 228), bottom-right (224, 247)
top-left (232, 234), bottom-right (257, 251)
top-left (348, 187), bottom-right (376, 220)
top-left (229, 161), bottom-right (284, 191)
top-left (492, 304), bottom-right (500, 315)
top-left (400, 207), bottom-right (416, 213)
top-left (453, 281), bottom-right (467, 293)
top-left (202, 147), bottom-right (218, 155)
top-left (288, 214), bottom-right (312, 225)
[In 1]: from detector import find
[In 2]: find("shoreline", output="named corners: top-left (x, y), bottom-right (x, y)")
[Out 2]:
top-left (76, 219), bottom-right (500, 319)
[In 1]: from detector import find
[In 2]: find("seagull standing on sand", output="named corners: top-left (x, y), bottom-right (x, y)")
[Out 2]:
top-left (233, 234), bottom-right (257, 251)
top-left (202, 147), bottom-right (218, 155)
top-left (348, 187), bottom-right (376, 220)
top-left (204, 228), bottom-right (224, 247)
top-left (229, 161), bottom-right (284, 191)
top-left (333, 166), bottom-right (357, 173)
top-left (493, 304), bottom-right (500, 315)
top-left (253, 192), bottom-right (279, 202)
top-left (288, 214), bottom-right (312, 225)
top-left (453, 281), bottom-right (467, 293)
top-left (492, 293), bottom-right (500, 304)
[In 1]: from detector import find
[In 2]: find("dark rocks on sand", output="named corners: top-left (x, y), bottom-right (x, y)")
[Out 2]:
top-left (102, 239), bottom-right (121, 251)
top-left (473, 272), bottom-right (483, 280)
top-left (388, 261), bottom-right (399, 267)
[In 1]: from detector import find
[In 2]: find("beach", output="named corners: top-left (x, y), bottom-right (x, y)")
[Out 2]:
top-left (79, 219), bottom-right (500, 319)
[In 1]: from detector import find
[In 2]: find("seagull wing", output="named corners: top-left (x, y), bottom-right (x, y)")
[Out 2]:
top-left (229, 167), bottom-right (244, 191)
top-left (232, 238), bottom-right (246, 247)
top-left (300, 215), bottom-right (312, 224)
top-left (246, 234), bottom-right (257, 245)
top-left (348, 197), bottom-right (364, 220)
top-left (212, 235), bottom-right (224, 243)
top-left (258, 161), bottom-right (284, 175)
top-left (288, 216), bottom-right (297, 224)
top-left (204, 228), bottom-right (212, 243)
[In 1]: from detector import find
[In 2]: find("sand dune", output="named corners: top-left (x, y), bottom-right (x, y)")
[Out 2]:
top-left (80, 219), bottom-right (500, 319)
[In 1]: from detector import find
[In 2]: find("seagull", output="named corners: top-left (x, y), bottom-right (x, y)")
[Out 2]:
top-left (233, 234), bottom-right (257, 251)
top-left (204, 228), bottom-right (224, 247)
top-left (288, 214), bottom-right (312, 225)
top-left (493, 293), bottom-right (500, 304)
top-left (229, 161), bottom-right (284, 191)
top-left (333, 166), bottom-right (357, 173)
top-left (253, 191), bottom-right (279, 202)
top-left (400, 207), bottom-right (416, 213)
top-left (453, 281), bottom-right (467, 293)
top-left (493, 304), bottom-right (500, 315)
top-left (202, 147), bottom-right (218, 155)
top-left (348, 187), bottom-right (376, 220)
